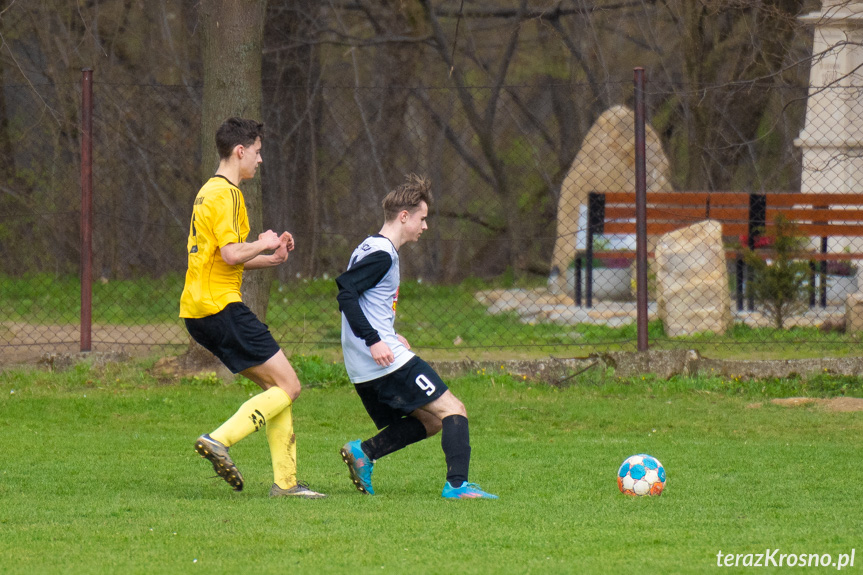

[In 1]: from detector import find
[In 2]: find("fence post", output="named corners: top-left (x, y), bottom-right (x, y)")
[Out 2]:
top-left (586, 191), bottom-right (605, 309)
top-left (747, 193), bottom-right (766, 312)
top-left (634, 67), bottom-right (649, 351)
top-left (80, 68), bottom-right (93, 352)
top-left (574, 255), bottom-right (583, 306)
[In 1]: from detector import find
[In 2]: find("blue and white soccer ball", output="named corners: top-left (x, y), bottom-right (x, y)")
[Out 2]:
top-left (617, 454), bottom-right (666, 496)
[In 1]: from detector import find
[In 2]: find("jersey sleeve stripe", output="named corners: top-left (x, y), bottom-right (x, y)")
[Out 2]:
top-left (231, 189), bottom-right (241, 242)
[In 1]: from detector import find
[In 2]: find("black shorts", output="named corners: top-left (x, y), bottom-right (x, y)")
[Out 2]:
top-left (354, 356), bottom-right (449, 429)
top-left (184, 302), bottom-right (281, 374)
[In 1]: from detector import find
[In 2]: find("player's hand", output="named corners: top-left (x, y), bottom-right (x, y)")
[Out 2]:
top-left (370, 341), bottom-right (394, 367)
top-left (396, 334), bottom-right (411, 350)
top-left (271, 241), bottom-right (289, 264)
top-left (268, 232), bottom-right (294, 264)
top-left (258, 229), bottom-right (282, 251)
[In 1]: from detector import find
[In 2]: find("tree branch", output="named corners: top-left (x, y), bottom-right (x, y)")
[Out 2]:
top-left (437, 209), bottom-right (505, 233)
top-left (263, 33), bottom-right (434, 53)
top-left (329, 1), bottom-right (650, 19)
top-left (412, 88), bottom-right (494, 186)
top-left (483, 0), bottom-right (526, 130)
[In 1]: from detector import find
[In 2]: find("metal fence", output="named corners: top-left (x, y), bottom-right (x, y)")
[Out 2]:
top-left (2, 69), bottom-right (862, 364)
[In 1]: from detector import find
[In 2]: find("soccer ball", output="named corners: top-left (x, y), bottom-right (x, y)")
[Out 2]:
top-left (617, 454), bottom-right (666, 496)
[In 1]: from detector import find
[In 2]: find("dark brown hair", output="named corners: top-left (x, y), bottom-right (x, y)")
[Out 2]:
top-left (215, 117), bottom-right (264, 159)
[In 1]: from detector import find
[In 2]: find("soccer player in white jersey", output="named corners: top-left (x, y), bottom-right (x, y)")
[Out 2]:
top-left (336, 174), bottom-right (497, 499)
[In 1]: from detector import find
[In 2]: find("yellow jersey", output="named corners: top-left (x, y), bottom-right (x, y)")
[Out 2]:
top-left (179, 176), bottom-right (249, 318)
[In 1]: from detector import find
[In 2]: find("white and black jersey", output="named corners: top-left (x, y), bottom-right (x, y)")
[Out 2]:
top-left (336, 235), bottom-right (415, 383)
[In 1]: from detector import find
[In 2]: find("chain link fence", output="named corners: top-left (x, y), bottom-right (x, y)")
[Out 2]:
top-left (2, 72), bottom-right (862, 364)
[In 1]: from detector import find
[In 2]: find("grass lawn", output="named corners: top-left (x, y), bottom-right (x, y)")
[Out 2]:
top-left (1, 360), bottom-right (862, 574)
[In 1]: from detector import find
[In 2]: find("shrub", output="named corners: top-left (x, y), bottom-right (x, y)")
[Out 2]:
top-left (742, 214), bottom-right (813, 329)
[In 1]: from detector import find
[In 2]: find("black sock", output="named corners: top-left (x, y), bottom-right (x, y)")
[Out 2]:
top-left (441, 414), bottom-right (471, 487)
top-left (361, 416), bottom-right (427, 461)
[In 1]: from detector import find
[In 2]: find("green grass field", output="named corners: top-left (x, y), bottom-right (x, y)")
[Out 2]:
top-left (1, 358), bottom-right (861, 573)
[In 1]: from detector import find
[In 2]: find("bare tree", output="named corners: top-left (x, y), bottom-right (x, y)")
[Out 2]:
top-left (419, 0), bottom-right (528, 272)
top-left (261, 1), bottom-right (325, 280)
top-left (631, 0), bottom-right (813, 190)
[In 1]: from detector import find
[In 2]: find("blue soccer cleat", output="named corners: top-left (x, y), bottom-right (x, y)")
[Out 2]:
top-left (441, 481), bottom-right (499, 500)
top-left (340, 440), bottom-right (375, 495)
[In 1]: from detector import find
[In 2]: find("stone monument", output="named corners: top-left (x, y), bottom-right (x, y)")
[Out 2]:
top-left (655, 220), bottom-right (732, 337)
top-left (549, 105), bottom-right (672, 295)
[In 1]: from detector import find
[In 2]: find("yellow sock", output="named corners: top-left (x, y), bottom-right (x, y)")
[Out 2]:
top-left (266, 404), bottom-right (297, 489)
top-left (210, 387), bottom-right (291, 447)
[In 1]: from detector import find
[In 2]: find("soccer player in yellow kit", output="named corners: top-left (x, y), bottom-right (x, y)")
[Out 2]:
top-left (180, 117), bottom-right (324, 498)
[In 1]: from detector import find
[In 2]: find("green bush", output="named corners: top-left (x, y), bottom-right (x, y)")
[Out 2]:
top-left (742, 214), bottom-right (813, 329)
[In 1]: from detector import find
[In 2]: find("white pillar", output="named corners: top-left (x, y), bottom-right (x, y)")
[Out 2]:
top-left (796, 1), bottom-right (863, 195)
top-left (795, 1), bottom-right (863, 288)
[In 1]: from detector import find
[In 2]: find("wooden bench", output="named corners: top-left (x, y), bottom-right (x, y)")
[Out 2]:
top-left (577, 191), bottom-right (863, 309)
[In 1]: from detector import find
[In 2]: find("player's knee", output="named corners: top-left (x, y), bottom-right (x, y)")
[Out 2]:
top-left (424, 418), bottom-right (443, 436)
top-left (289, 382), bottom-right (302, 401)
top-left (449, 397), bottom-right (467, 418)
top-left (272, 379), bottom-right (301, 401)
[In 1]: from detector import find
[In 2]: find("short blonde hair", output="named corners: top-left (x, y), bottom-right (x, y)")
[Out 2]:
top-left (382, 174), bottom-right (432, 221)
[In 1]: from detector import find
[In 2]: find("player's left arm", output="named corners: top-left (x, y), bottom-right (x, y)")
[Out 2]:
top-left (336, 252), bottom-right (392, 345)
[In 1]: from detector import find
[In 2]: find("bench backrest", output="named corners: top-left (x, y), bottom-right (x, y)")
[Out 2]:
top-left (592, 191), bottom-right (863, 240)
top-left (761, 193), bottom-right (863, 237)
top-left (580, 191), bottom-right (863, 309)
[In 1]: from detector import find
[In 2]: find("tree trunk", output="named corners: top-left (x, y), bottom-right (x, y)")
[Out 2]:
top-left (0, 29), bottom-right (13, 182)
top-left (200, 0), bottom-right (269, 319)
top-left (185, 0), bottom-right (268, 366)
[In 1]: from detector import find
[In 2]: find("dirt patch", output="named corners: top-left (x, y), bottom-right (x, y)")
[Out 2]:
top-left (769, 397), bottom-right (863, 412)
top-left (0, 323), bottom-right (186, 366)
top-left (151, 353), bottom-right (232, 381)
